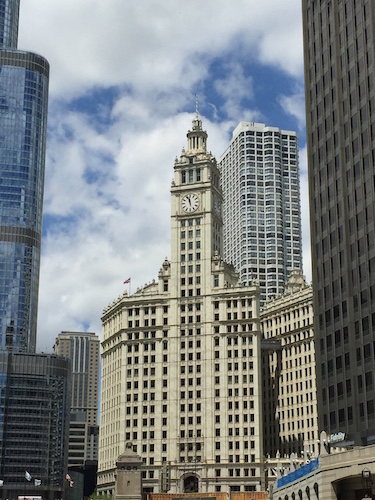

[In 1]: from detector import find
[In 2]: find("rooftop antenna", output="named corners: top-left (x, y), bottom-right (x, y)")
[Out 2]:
top-left (195, 94), bottom-right (199, 120)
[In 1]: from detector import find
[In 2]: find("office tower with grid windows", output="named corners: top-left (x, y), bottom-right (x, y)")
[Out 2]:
top-left (54, 331), bottom-right (100, 498)
top-left (98, 118), bottom-right (264, 496)
top-left (302, 0), bottom-right (375, 445)
top-left (54, 331), bottom-right (100, 466)
top-left (0, 0), bottom-right (49, 353)
top-left (218, 122), bottom-right (302, 306)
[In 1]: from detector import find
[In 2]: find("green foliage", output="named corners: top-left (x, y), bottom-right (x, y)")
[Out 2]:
top-left (89, 490), bottom-right (113, 500)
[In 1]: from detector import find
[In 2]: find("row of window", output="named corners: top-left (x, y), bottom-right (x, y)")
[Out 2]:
top-left (181, 328), bottom-right (201, 336)
top-left (215, 360), bottom-right (254, 371)
top-left (214, 454), bottom-right (256, 464)
top-left (181, 169), bottom-right (201, 184)
top-left (180, 340), bottom-right (201, 348)
top-left (181, 241), bottom-right (201, 250)
top-left (127, 331), bottom-right (168, 340)
top-left (181, 229), bottom-right (201, 238)
top-left (181, 218), bottom-right (201, 227)
top-left (128, 317), bottom-right (169, 328)
top-left (214, 349), bottom-right (254, 358)
top-left (181, 252), bottom-right (201, 261)
top-left (213, 299), bottom-right (253, 309)
top-left (181, 264), bottom-right (200, 273)
top-left (128, 306), bottom-right (162, 316)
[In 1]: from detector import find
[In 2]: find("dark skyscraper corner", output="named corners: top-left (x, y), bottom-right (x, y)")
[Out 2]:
top-left (302, 0), bottom-right (375, 445)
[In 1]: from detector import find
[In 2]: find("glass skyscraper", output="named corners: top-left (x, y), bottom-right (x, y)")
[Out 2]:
top-left (0, 0), bottom-right (49, 352)
top-left (0, 5), bottom-right (71, 499)
top-left (303, 0), bottom-right (375, 444)
top-left (219, 122), bottom-right (302, 305)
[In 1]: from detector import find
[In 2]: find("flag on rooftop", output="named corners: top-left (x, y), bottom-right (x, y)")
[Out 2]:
top-left (66, 474), bottom-right (74, 488)
top-left (124, 278), bottom-right (131, 284)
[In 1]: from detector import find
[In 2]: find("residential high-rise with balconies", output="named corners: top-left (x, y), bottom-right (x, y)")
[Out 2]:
top-left (219, 122), bottom-right (302, 306)
top-left (302, 0), bottom-right (375, 444)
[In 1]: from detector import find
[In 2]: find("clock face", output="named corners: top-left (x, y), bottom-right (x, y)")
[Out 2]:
top-left (181, 193), bottom-right (199, 213)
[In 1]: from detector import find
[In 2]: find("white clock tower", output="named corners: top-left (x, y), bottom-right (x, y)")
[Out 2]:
top-left (170, 115), bottom-right (224, 299)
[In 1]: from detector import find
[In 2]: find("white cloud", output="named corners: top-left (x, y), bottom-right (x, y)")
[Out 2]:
top-left (279, 87), bottom-right (306, 131)
top-left (38, 108), bottom-right (233, 348)
top-left (19, 0), bottom-right (304, 99)
top-left (14, 1), bottom-right (309, 350)
top-left (214, 62), bottom-right (258, 121)
top-left (298, 145), bottom-right (312, 284)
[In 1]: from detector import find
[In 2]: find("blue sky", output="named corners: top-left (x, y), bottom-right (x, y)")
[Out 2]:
top-left (18, 0), bottom-right (309, 350)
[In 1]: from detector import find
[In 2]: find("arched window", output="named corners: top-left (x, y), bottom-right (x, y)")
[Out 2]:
top-left (314, 483), bottom-right (319, 498)
top-left (184, 475), bottom-right (198, 493)
top-left (306, 486), bottom-right (310, 500)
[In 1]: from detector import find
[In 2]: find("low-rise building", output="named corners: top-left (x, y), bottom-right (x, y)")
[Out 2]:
top-left (274, 433), bottom-right (375, 500)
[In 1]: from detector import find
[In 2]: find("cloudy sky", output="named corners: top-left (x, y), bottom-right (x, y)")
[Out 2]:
top-left (18, 0), bottom-right (309, 351)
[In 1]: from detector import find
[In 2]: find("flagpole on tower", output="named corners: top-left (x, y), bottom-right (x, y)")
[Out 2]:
top-left (124, 278), bottom-right (131, 295)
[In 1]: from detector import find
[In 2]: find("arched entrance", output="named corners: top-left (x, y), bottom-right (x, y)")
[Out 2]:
top-left (184, 475), bottom-right (199, 493)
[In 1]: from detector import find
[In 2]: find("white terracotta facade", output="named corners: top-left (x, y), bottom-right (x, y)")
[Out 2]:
top-left (261, 271), bottom-right (318, 460)
top-left (98, 118), bottom-right (264, 496)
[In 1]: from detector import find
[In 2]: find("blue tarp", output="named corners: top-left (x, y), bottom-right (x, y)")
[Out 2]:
top-left (277, 458), bottom-right (320, 488)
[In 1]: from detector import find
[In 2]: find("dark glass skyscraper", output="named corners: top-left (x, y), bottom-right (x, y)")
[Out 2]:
top-left (302, 0), bottom-right (375, 445)
top-left (0, 0), bottom-right (49, 352)
top-left (0, 352), bottom-right (71, 499)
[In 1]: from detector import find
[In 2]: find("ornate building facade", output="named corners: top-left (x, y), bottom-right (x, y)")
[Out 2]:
top-left (261, 271), bottom-right (317, 460)
top-left (98, 117), bottom-right (264, 495)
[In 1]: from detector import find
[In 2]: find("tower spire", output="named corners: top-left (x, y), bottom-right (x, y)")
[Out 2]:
top-left (0, 0), bottom-right (20, 49)
top-left (186, 97), bottom-right (207, 154)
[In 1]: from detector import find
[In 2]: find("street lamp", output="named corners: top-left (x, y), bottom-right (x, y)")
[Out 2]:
top-left (362, 468), bottom-right (372, 499)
